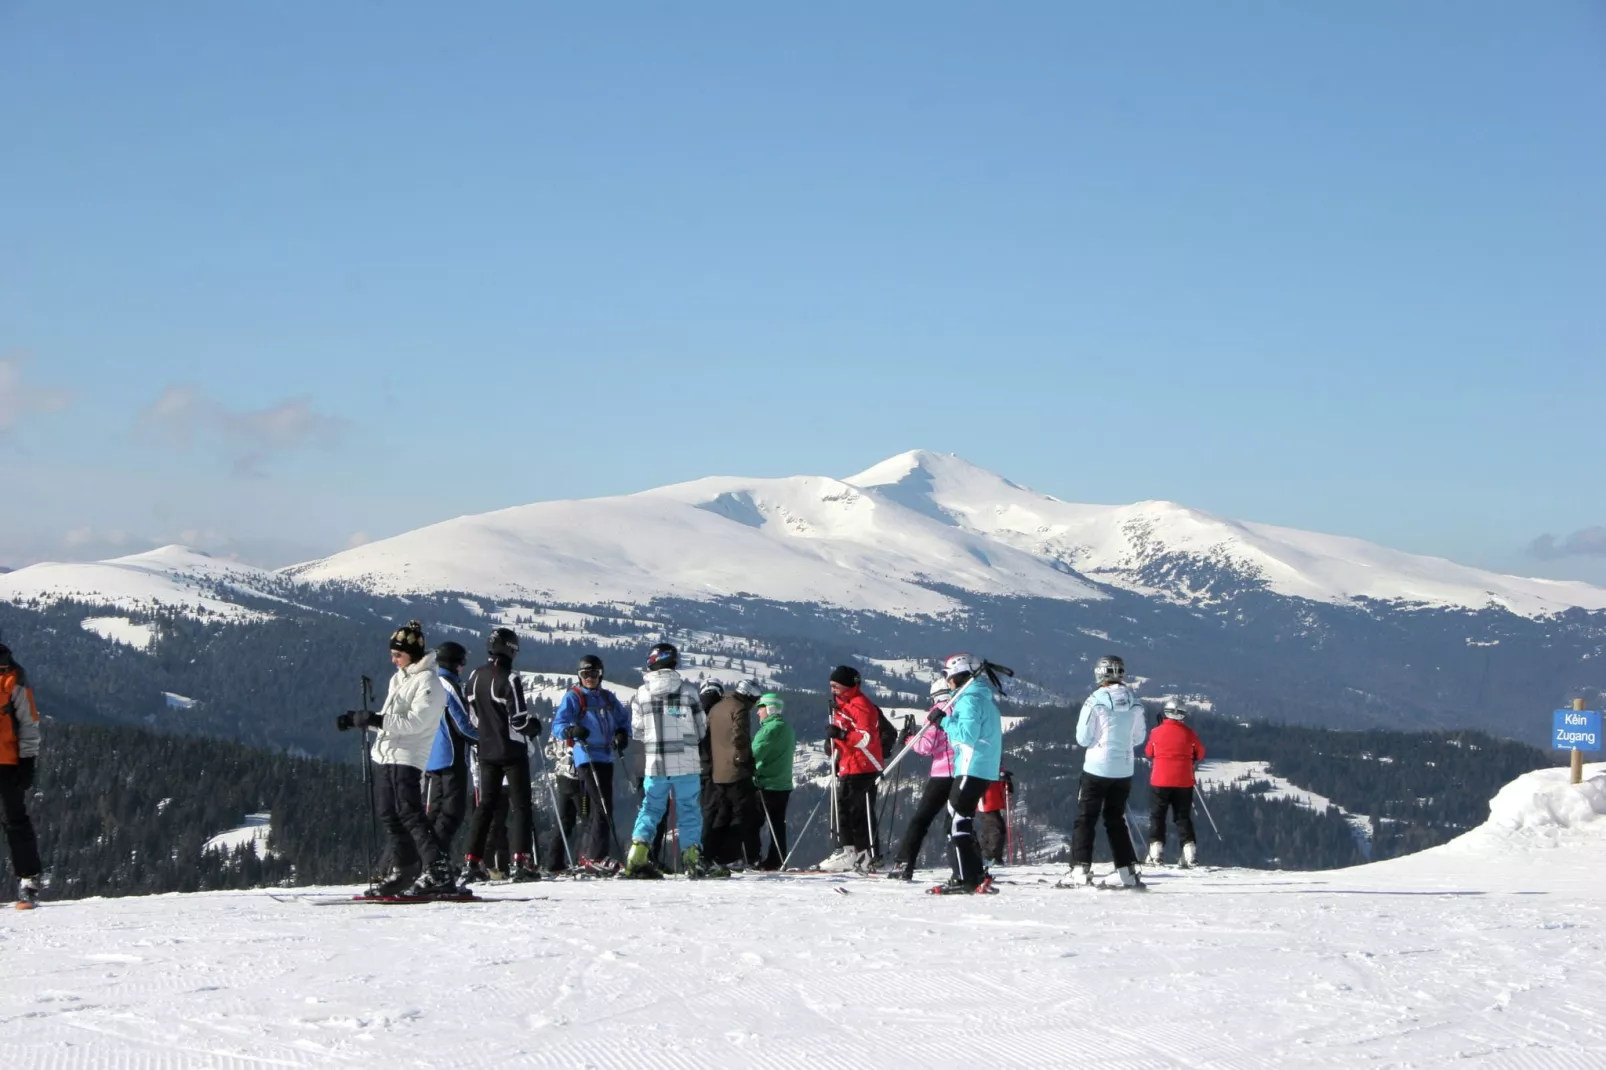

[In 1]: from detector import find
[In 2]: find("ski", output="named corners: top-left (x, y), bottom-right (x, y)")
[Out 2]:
top-left (267, 892), bottom-right (546, 906)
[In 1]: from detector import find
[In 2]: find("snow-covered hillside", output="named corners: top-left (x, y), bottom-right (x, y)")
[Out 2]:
top-left (851, 450), bottom-right (1606, 616)
top-left (4, 765), bottom-right (1604, 1068)
top-left (287, 470), bottom-right (1106, 616)
top-left (0, 545), bottom-right (283, 621)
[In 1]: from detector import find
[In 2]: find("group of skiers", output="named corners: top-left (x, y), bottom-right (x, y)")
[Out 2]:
top-left (332, 619), bottom-right (1212, 896)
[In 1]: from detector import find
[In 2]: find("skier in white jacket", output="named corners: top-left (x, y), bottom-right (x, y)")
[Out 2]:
top-left (338, 620), bottom-right (450, 896)
top-left (1065, 654), bottom-right (1149, 890)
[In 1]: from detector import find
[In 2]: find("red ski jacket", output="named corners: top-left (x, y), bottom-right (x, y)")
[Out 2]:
top-left (828, 686), bottom-right (884, 776)
top-left (977, 778), bottom-right (1007, 813)
top-left (1144, 719), bottom-right (1205, 788)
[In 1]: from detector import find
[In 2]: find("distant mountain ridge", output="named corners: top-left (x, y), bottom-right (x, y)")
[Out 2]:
top-left (7, 450), bottom-right (1601, 621)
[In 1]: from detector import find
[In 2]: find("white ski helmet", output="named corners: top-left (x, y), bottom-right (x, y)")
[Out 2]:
top-left (1094, 654), bottom-right (1125, 684)
top-left (1162, 698), bottom-right (1187, 720)
top-left (944, 653), bottom-right (984, 681)
top-left (928, 678), bottom-right (954, 702)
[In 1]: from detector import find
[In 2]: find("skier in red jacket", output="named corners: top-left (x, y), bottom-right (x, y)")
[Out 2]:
top-left (817, 665), bottom-right (884, 872)
top-left (1144, 699), bottom-right (1206, 867)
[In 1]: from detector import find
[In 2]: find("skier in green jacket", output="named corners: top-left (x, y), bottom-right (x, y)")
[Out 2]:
top-left (752, 693), bottom-right (796, 870)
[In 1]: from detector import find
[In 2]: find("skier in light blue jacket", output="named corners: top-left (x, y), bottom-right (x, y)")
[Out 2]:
top-left (1065, 654), bottom-right (1149, 890)
top-left (928, 653), bottom-right (1004, 894)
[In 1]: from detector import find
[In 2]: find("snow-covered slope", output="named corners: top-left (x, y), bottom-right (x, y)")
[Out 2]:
top-left (4, 766), bottom-right (1604, 1068)
top-left (0, 545), bottom-right (280, 621)
top-left (848, 450), bottom-right (1606, 615)
top-left (287, 471), bottom-right (1106, 616)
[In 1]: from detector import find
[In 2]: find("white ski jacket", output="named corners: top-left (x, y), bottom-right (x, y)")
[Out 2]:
top-left (1075, 683), bottom-right (1148, 779)
top-left (371, 652), bottom-right (447, 770)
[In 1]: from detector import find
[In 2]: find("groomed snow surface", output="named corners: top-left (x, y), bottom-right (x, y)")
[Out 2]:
top-left (4, 765), bottom-right (1605, 1068)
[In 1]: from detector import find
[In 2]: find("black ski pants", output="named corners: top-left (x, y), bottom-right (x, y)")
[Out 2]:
top-left (577, 762), bottom-right (617, 863)
top-left (708, 778), bottom-right (763, 866)
top-left (542, 773), bottom-right (585, 870)
top-left (1072, 772), bottom-right (1137, 868)
top-left (946, 775), bottom-right (993, 883)
top-left (835, 772), bottom-right (879, 853)
top-left (425, 760), bottom-right (471, 858)
top-left (977, 810), bottom-right (1007, 864)
top-left (375, 762), bottom-right (443, 875)
top-left (0, 763), bottom-right (41, 879)
top-left (1148, 785), bottom-right (1197, 846)
top-left (894, 776), bottom-right (953, 868)
top-left (758, 788), bottom-right (791, 870)
top-left (467, 759), bottom-right (534, 864)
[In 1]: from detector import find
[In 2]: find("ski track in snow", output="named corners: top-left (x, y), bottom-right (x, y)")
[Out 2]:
top-left (4, 768), bottom-right (1606, 1068)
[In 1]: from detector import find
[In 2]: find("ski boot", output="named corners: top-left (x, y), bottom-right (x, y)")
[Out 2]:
top-left (367, 862), bottom-right (423, 898)
top-left (1146, 840), bottom-right (1165, 866)
top-left (1111, 865), bottom-right (1148, 892)
top-left (814, 846), bottom-right (860, 872)
top-left (1057, 863), bottom-right (1094, 889)
top-left (408, 859), bottom-right (461, 897)
top-left (619, 841), bottom-right (663, 880)
top-left (1180, 842), bottom-right (1198, 869)
top-left (15, 876), bottom-right (40, 910)
top-left (928, 874), bottom-right (997, 896)
top-left (884, 859), bottom-right (914, 881)
top-left (510, 854), bottom-right (543, 883)
top-left (684, 844), bottom-right (730, 880)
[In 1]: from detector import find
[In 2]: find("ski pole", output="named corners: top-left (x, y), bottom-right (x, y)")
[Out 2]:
top-left (781, 788), bottom-right (829, 870)
top-left (1195, 785), bottom-right (1222, 841)
top-left (757, 787), bottom-right (782, 868)
top-left (358, 675), bottom-right (379, 888)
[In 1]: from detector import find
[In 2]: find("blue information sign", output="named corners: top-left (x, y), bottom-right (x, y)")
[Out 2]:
top-left (1553, 709), bottom-right (1602, 752)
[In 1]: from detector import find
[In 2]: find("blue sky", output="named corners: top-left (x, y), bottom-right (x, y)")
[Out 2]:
top-left (3, 2), bottom-right (1603, 581)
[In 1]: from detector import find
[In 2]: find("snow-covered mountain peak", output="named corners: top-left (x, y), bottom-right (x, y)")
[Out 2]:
top-left (0, 544), bottom-right (279, 621)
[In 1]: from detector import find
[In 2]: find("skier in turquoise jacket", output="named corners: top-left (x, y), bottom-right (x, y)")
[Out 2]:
top-left (929, 653), bottom-right (1003, 893)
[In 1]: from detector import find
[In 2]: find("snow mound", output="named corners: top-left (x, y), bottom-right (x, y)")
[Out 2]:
top-left (1485, 764), bottom-right (1606, 838)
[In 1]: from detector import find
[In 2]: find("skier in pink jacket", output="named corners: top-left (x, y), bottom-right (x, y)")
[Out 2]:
top-left (885, 679), bottom-right (957, 881)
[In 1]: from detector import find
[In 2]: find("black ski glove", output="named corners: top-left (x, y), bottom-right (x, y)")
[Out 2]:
top-left (926, 708), bottom-right (945, 726)
top-left (612, 730), bottom-right (629, 753)
top-left (564, 724), bottom-right (591, 743)
top-left (898, 715), bottom-right (916, 745)
top-left (18, 756), bottom-right (34, 791)
top-left (1001, 769), bottom-right (1015, 794)
top-left (511, 711), bottom-right (540, 737)
top-left (825, 725), bottom-right (847, 741)
top-left (335, 712), bottom-right (355, 732)
top-left (353, 709), bottom-right (383, 730)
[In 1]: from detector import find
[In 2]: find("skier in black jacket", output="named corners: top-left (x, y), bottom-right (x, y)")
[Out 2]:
top-left (461, 628), bottom-right (542, 883)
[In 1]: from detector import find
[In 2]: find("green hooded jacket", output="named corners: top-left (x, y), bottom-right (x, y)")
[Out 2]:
top-left (752, 712), bottom-right (796, 791)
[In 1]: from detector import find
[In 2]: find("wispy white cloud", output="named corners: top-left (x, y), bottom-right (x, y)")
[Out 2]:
top-left (1529, 527), bottom-right (1606, 561)
top-left (136, 384), bottom-right (347, 476)
top-left (0, 356), bottom-right (74, 434)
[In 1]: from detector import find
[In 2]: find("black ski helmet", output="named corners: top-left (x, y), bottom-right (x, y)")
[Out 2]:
top-left (1094, 654), bottom-right (1125, 684)
top-left (646, 642), bottom-right (679, 671)
top-left (578, 654), bottom-right (605, 677)
top-left (698, 678), bottom-right (725, 698)
top-left (488, 627), bottom-right (520, 660)
top-left (734, 678), bottom-right (765, 701)
top-left (435, 641), bottom-right (468, 671)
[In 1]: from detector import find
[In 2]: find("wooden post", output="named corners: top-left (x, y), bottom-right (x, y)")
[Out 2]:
top-left (1573, 698), bottom-right (1587, 785)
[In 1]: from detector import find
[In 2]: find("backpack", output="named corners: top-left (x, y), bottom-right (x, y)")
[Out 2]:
top-left (871, 701), bottom-right (900, 768)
